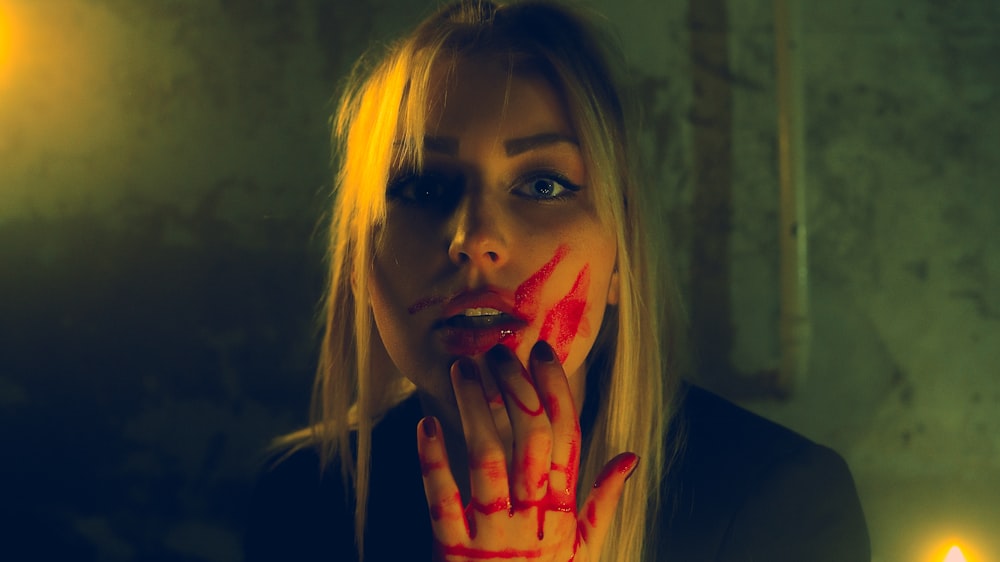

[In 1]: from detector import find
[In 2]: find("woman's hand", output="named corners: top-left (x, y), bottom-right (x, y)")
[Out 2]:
top-left (416, 340), bottom-right (638, 561)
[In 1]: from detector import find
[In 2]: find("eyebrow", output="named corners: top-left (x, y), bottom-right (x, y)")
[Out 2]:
top-left (504, 133), bottom-right (579, 156)
top-left (421, 132), bottom-right (579, 157)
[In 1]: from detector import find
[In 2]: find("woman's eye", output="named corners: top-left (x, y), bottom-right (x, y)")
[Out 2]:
top-left (387, 173), bottom-right (459, 207)
top-left (512, 174), bottom-right (581, 200)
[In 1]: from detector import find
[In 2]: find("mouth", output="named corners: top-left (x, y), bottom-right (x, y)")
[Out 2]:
top-left (430, 292), bottom-right (529, 356)
top-left (439, 308), bottom-right (521, 329)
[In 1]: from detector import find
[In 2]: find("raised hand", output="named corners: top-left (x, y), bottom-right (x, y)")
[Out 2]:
top-left (417, 340), bottom-right (639, 561)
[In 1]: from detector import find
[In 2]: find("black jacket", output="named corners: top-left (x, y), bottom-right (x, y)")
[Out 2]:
top-left (245, 384), bottom-right (870, 561)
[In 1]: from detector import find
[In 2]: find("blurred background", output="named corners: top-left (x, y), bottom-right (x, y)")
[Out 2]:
top-left (0, 0), bottom-right (996, 561)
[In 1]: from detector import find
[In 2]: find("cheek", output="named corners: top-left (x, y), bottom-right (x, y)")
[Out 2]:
top-left (535, 265), bottom-right (593, 364)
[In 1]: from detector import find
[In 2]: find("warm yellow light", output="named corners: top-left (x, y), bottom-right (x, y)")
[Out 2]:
top-left (0, 7), bottom-right (10, 61)
top-left (0, 3), bottom-right (15, 90)
top-left (943, 545), bottom-right (968, 562)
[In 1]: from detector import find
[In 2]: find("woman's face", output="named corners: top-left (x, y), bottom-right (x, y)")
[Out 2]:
top-left (369, 56), bottom-right (618, 426)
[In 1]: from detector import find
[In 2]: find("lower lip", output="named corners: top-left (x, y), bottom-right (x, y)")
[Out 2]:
top-left (438, 322), bottom-right (525, 356)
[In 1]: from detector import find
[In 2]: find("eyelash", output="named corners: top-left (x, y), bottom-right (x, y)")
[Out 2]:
top-left (385, 170), bottom-right (583, 206)
top-left (386, 172), bottom-right (459, 207)
top-left (510, 171), bottom-right (582, 202)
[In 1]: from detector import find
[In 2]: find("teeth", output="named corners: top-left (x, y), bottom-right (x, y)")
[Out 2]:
top-left (462, 308), bottom-right (503, 317)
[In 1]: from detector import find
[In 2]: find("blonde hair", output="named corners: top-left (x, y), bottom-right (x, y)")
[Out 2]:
top-left (297, 1), bottom-right (682, 559)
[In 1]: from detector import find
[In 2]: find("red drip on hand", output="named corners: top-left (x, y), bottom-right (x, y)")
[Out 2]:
top-left (586, 501), bottom-right (597, 527)
top-left (496, 369), bottom-right (546, 416)
top-left (435, 542), bottom-right (544, 560)
top-left (421, 459), bottom-right (446, 476)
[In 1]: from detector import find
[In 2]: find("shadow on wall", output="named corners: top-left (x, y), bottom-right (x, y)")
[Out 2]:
top-left (0, 191), bottom-right (323, 561)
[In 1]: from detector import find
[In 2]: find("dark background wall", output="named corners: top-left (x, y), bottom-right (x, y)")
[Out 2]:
top-left (1, 1), bottom-right (997, 561)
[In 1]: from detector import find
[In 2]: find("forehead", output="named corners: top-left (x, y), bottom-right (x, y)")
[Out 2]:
top-left (423, 55), bottom-right (575, 139)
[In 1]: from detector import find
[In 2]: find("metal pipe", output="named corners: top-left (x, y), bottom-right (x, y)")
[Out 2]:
top-left (773, 0), bottom-right (810, 396)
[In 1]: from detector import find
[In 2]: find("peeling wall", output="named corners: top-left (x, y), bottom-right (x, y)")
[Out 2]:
top-left (1, 1), bottom-right (996, 560)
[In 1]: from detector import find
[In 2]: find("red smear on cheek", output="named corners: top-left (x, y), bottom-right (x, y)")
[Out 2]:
top-left (587, 501), bottom-right (598, 527)
top-left (506, 244), bottom-right (592, 364)
top-left (538, 265), bottom-right (591, 363)
top-left (407, 295), bottom-right (444, 315)
top-left (514, 245), bottom-right (568, 317)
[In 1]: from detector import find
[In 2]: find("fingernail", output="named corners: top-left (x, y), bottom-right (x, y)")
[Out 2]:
top-left (594, 452), bottom-right (639, 488)
top-left (457, 358), bottom-right (479, 380)
top-left (625, 454), bottom-right (640, 483)
top-left (485, 344), bottom-right (514, 366)
top-left (421, 416), bottom-right (437, 438)
top-left (531, 340), bottom-right (555, 363)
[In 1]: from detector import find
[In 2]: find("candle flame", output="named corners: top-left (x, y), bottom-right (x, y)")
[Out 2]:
top-left (943, 545), bottom-right (967, 562)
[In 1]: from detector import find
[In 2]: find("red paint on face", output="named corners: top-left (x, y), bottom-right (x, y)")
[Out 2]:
top-left (408, 244), bottom-right (594, 363)
top-left (587, 501), bottom-right (598, 527)
top-left (537, 265), bottom-right (590, 363)
top-left (408, 295), bottom-right (445, 315)
top-left (514, 245), bottom-right (568, 317)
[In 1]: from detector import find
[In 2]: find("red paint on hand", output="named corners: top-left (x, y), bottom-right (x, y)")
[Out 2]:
top-left (593, 452), bottom-right (639, 489)
top-left (435, 542), bottom-right (544, 559)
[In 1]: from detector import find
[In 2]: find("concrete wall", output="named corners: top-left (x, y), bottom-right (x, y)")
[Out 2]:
top-left (1, 0), bottom-right (996, 560)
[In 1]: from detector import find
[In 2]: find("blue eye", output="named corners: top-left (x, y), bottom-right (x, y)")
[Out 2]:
top-left (513, 173), bottom-right (581, 200)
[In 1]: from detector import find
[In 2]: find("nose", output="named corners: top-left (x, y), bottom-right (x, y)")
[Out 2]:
top-left (447, 194), bottom-right (508, 269)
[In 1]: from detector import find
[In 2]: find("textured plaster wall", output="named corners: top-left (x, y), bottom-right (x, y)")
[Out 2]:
top-left (0, 1), bottom-right (996, 561)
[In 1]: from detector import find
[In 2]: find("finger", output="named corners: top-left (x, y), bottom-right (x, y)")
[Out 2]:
top-left (484, 344), bottom-right (552, 508)
top-left (450, 357), bottom-right (511, 519)
top-left (578, 452), bottom-right (639, 549)
top-left (417, 416), bottom-right (468, 542)
top-left (529, 340), bottom-right (580, 509)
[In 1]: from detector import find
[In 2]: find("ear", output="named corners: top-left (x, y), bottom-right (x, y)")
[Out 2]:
top-left (606, 269), bottom-right (620, 306)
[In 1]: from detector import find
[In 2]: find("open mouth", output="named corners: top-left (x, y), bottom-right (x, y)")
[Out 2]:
top-left (440, 308), bottom-right (520, 329)
top-left (435, 308), bottom-right (528, 356)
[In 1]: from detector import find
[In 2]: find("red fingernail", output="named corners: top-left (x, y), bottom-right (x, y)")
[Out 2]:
top-left (532, 340), bottom-right (555, 363)
top-left (422, 416), bottom-right (437, 438)
top-left (625, 454), bottom-right (640, 483)
top-left (594, 452), bottom-right (639, 488)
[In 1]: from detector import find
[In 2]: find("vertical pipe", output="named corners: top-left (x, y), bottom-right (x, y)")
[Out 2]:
top-left (688, 0), bottom-right (734, 393)
top-left (773, 0), bottom-right (809, 395)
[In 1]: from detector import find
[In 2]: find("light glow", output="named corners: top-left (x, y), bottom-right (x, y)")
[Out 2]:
top-left (944, 545), bottom-right (968, 562)
top-left (0, 4), bottom-right (12, 87)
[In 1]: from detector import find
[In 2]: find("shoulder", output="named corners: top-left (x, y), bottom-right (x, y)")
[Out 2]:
top-left (244, 445), bottom-right (357, 561)
top-left (243, 395), bottom-right (429, 562)
top-left (660, 384), bottom-right (870, 562)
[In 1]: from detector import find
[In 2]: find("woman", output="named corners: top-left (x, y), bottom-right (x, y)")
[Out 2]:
top-left (246, 1), bottom-right (870, 560)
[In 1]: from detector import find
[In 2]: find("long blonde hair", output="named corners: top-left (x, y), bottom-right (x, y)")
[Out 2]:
top-left (302, 1), bottom-right (682, 559)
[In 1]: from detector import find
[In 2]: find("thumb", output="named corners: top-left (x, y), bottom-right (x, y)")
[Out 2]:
top-left (577, 452), bottom-right (640, 552)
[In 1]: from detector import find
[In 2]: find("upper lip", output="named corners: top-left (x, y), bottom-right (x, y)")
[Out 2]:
top-left (437, 288), bottom-right (525, 324)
